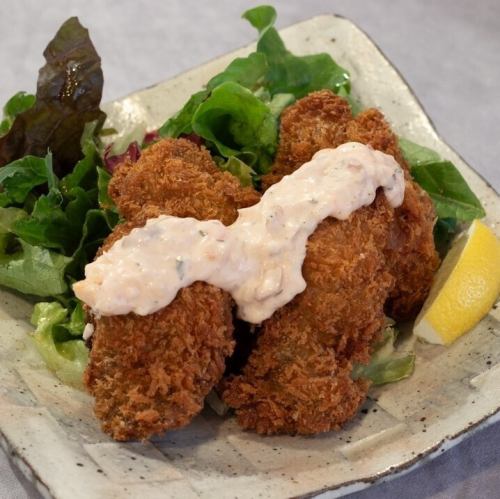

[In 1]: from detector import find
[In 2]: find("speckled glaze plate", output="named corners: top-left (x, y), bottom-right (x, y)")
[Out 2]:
top-left (1, 15), bottom-right (499, 499)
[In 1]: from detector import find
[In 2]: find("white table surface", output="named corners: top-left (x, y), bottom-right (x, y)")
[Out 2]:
top-left (0, 1), bottom-right (499, 498)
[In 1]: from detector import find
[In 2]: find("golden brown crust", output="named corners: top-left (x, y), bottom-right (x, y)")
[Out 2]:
top-left (84, 138), bottom-right (260, 441)
top-left (222, 90), bottom-right (439, 435)
top-left (385, 178), bottom-right (440, 318)
top-left (348, 110), bottom-right (440, 318)
top-left (87, 95), bottom-right (439, 439)
top-left (263, 93), bottom-right (440, 319)
top-left (109, 138), bottom-right (259, 224)
top-left (85, 278), bottom-right (233, 441)
top-left (222, 199), bottom-right (394, 434)
top-left (261, 90), bottom-right (352, 190)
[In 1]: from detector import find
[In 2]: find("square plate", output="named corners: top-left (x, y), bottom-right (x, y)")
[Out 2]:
top-left (1, 14), bottom-right (499, 499)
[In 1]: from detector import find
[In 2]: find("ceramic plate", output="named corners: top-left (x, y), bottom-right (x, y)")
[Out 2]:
top-left (1, 14), bottom-right (499, 499)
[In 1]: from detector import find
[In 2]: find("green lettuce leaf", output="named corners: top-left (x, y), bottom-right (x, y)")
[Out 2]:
top-left (358, 354), bottom-right (416, 386)
top-left (242, 4), bottom-right (277, 32)
top-left (192, 81), bottom-right (277, 172)
top-left (12, 189), bottom-right (77, 251)
top-left (399, 137), bottom-right (441, 167)
top-left (0, 240), bottom-right (70, 296)
top-left (353, 323), bottom-right (415, 385)
top-left (0, 207), bottom-right (27, 252)
top-left (0, 153), bottom-right (56, 205)
top-left (243, 5), bottom-right (350, 98)
top-left (60, 121), bottom-right (102, 194)
top-left (56, 301), bottom-right (86, 337)
top-left (96, 165), bottom-right (119, 227)
top-left (64, 187), bottom-right (96, 230)
top-left (159, 90), bottom-right (209, 138)
top-left (0, 17), bottom-right (106, 176)
top-left (399, 138), bottom-right (485, 221)
top-left (11, 186), bottom-right (94, 254)
top-left (411, 161), bottom-right (485, 221)
top-left (433, 217), bottom-right (459, 257)
top-left (96, 167), bottom-right (117, 213)
top-left (207, 52), bottom-right (269, 91)
top-left (0, 92), bottom-right (36, 137)
top-left (31, 302), bottom-right (88, 387)
top-left (216, 156), bottom-right (256, 187)
top-left (65, 208), bottom-right (117, 280)
top-left (267, 93), bottom-right (295, 118)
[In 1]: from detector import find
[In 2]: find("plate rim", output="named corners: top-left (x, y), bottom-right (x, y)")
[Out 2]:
top-left (302, 407), bottom-right (500, 498)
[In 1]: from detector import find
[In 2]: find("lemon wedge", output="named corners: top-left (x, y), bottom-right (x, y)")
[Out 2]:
top-left (414, 219), bottom-right (500, 345)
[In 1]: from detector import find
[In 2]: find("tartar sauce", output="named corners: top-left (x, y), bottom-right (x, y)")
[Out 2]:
top-left (74, 142), bottom-right (405, 324)
top-left (83, 323), bottom-right (94, 341)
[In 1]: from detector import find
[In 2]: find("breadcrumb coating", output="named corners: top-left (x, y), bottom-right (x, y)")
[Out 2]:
top-left (109, 138), bottom-right (258, 224)
top-left (222, 91), bottom-right (439, 435)
top-left (85, 93), bottom-right (438, 439)
top-left (84, 139), bottom-right (259, 441)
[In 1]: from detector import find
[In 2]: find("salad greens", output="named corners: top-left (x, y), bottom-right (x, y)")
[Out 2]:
top-left (399, 138), bottom-right (485, 253)
top-left (0, 17), bottom-right (106, 175)
top-left (31, 302), bottom-right (89, 387)
top-left (399, 138), bottom-right (484, 221)
top-left (0, 92), bottom-right (36, 137)
top-left (0, 18), bottom-right (115, 386)
top-left (242, 6), bottom-right (350, 97)
top-left (352, 321), bottom-right (415, 386)
top-left (192, 81), bottom-right (278, 173)
top-left (0, 5), bottom-right (486, 389)
top-left (215, 156), bottom-right (256, 187)
top-left (411, 161), bottom-right (484, 220)
top-left (0, 154), bottom-right (56, 205)
top-left (0, 237), bottom-right (71, 297)
top-left (160, 5), bottom-right (350, 182)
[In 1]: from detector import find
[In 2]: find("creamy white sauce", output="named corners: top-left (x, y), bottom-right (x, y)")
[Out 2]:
top-left (74, 142), bottom-right (405, 324)
top-left (83, 323), bottom-right (94, 341)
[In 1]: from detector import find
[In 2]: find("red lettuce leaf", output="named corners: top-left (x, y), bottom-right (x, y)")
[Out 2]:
top-left (180, 133), bottom-right (204, 147)
top-left (143, 130), bottom-right (160, 146)
top-left (103, 141), bottom-right (141, 173)
top-left (0, 17), bottom-right (106, 176)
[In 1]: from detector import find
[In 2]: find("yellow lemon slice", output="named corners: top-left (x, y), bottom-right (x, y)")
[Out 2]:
top-left (414, 219), bottom-right (500, 345)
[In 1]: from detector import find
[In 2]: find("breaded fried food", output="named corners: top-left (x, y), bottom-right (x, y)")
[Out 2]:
top-left (222, 91), bottom-right (439, 435)
top-left (109, 138), bottom-right (258, 224)
top-left (264, 91), bottom-right (439, 319)
top-left (222, 197), bottom-right (395, 434)
top-left (261, 91), bottom-right (352, 191)
top-left (347, 109), bottom-right (439, 319)
top-left (84, 138), bottom-right (260, 441)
